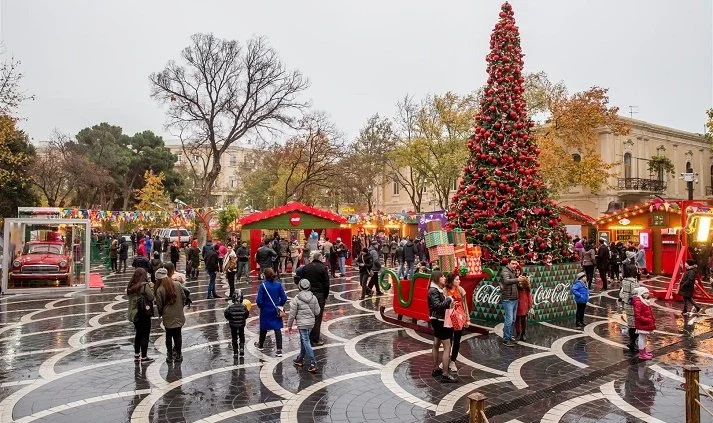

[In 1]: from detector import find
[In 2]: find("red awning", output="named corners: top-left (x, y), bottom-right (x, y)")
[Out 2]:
top-left (559, 205), bottom-right (596, 224)
top-left (238, 202), bottom-right (347, 226)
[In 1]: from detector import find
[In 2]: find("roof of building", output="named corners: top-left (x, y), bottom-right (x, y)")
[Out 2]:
top-left (558, 205), bottom-right (596, 224)
top-left (238, 202), bottom-right (347, 226)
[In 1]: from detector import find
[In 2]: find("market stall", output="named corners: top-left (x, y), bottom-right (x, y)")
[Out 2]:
top-left (558, 205), bottom-right (597, 242)
top-left (238, 202), bottom-right (349, 272)
top-left (347, 212), bottom-right (414, 239)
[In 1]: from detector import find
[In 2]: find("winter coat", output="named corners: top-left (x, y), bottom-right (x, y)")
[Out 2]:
top-left (150, 258), bottom-right (163, 274)
top-left (256, 246), bottom-right (277, 271)
top-left (127, 282), bottom-right (154, 323)
top-left (632, 297), bottom-right (656, 332)
top-left (170, 245), bottom-right (180, 263)
top-left (154, 281), bottom-right (186, 329)
top-left (132, 256), bottom-right (151, 272)
top-left (236, 246), bottom-right (250, 262)
top-left (295, 261), bottom-right (330, 301)
top-left (499, 265), bottom-right (519, 301)
top-left (678, 265), bottom-right (698, 297)
top-left (635, 249), bottom-right (646, 269)
top-left (619, 276), bottom-right (638, 323)
top-left (137, 243), bottom-right (146, 257)
top-left (224, 302), bottom-right (249, 329)
top-left (204, 249), bottom-right (219, 272)
top-left (596, 244), bottom-right (610, 270)
top-left (395, 245), bottom-right (404, 261)
top-left (109, 243), bottom-right (119, 258)
top-left (334, 242), bottom-right (348, 258)
top-left (187, 247), bottom-right (200, 266)
top-left (582, 248), bottom-right (596, 267)
top-left (517, 288), bottom-right (533, 316)
top-left (571, 279), bottom-right (589, 304)
top-left (427, 282), bottom-right (452, 321)
top-left (119, 242), bottom-right (129, 260)
top-left (357, 252), bottom-right (370, 275)
top-left (201, 242), bottom-right (213, 259)
top-left (368, 247), bottom-right (381, 271)
top-left (287, 290), bottom-right (321, 330)
top-left (382, 242), bottom-right (391, 255)
top-left (403, 241), bottom-right (416, 262)
top-left (256, 280), bottom-right (287, 330)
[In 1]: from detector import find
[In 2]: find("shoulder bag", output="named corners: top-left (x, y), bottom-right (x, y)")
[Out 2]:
top-left (262, 283), bottom-right (286, 319)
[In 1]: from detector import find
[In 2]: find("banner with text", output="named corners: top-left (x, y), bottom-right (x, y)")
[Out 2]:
top-left (470, 262), bottom-right (580, 322)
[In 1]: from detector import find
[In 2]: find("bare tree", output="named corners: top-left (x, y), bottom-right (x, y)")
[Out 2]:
top-left (388, 95), bottom-right (428, 212)
top-left (150, 33), bottom-right (309, 213)
top-left (0, 51), bottom-right (34, 116)
top-left (30, 130), bottom-right (74, 207)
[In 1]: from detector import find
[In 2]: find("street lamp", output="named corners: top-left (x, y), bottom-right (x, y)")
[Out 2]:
top-left (366, 185), bottom-right (373, 213)
top-left (679, 168), bottom-right (699, 201)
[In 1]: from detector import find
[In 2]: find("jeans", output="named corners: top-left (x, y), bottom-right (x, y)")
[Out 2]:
top-left (575, 302), bottom-right (586, 325)
top-left (133, 316), bottom-right (151, 357)
top-left (230, 326), bottom-right (245, 351)
top-left (258, 329), bottom-right (283, 350)
top-left (208, 271), bottom-right (218, 297)
top-left (338, 257), bottom-right (346, 275)
top-left (405, 261), bottom-right (415, 280)
top-left (236, 261), bottom-right (249, 282)
top-left (279, 256), bottom-right (287, 274)
top-left (310, 297), bottom-right (326, 343)
top-left (502, 299), bottom-right (518, 342)
top-left (296, 328), bottom-right (316, 363)
top-left (165, 327), bottom-right (182, 356)
top-left (398, 261), bottom-right (406, 279)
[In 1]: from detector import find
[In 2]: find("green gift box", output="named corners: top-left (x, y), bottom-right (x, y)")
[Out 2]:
top-left (447, 231), bottom-right (455, 244)
top-left (425, 230), bottom-right (449, 248)
top-left (438, 254), bottom-right (457, 272)
top-left (453, 228), bottom-right (466, 246)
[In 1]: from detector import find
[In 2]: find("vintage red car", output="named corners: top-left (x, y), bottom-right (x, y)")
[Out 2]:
top-left (9, 241), bottom-right (72, 287)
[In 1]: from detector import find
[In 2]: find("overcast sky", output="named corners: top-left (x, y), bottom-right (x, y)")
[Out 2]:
top-left (1, 0), bottom-right (711, 144)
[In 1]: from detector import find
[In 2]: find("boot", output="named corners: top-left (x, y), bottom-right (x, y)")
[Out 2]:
top-left (165, 351), bottom-right (173, 363)
top-left (239, 344), bottom-right (244, 357)
top-left (173, 352), bottom-right (183, 362)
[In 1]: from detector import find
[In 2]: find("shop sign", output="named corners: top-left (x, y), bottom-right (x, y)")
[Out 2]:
top-left (618, 218), bottom-right (631, 226)
top-left (289, 213), bottom-right (301, 226)
top-left (651, 213), bottom-right (666, 227)
top-left (473, 281), bottom-right (571, 306)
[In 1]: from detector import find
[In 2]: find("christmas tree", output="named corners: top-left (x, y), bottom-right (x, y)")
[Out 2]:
top-left (447, 2), bottom-right (571, 267)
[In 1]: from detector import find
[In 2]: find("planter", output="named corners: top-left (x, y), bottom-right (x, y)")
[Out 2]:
top-left (470, 262), bottom-right (580, 322)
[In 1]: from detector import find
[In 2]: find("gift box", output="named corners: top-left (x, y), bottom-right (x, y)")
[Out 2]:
top-left (428, 246), bottom-right (440, 261)
top-left (436, 244), bottom-right (454, 256)
top-left (438, 254), bottom-right (457, 272)
top-left (426, 220), bottom-right (442, 232)
top-left (453, 228), bottom-right (466, 246)
top-left (454, 245), bottom-right (467, 258)
top-left (467, 244), bottom-right (482, 257)
top-left (447, 231), bottom-right (455, 244)
top-left (425, 230), bottom-right (449, 248)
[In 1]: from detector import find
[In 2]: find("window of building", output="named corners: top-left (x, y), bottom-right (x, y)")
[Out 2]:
top-left (230, 177), bottom-right (237, 189)
top-left (229, 155), bottom-right (236, 167)
top-left (451, 178), bottom-right (457, 191)
top-left (193, 155), bottom-right (200, 163)
top-left (686, 161), bottom-right (692, 173)
top-left (623, 153), bottom-right (632, 179)
top-left (392, 181), bottom-right (399, 196)
top-left (657, 167), bottom-right (664, 182)
top-left (176, 153), bottom-right (183, 164)
top-left (572, 153), bottom-right (581, 163)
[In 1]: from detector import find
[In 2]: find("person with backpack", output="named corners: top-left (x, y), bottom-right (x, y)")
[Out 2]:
top-left (154, 267), bottom-right (186, 363)
top-left (127, 268), bottom-right (155, 363)
top-left (287, 279), bottom-right (321, 373)
top-left (254, 268), bottom-right (287, 356)
top-left (679, 259), bottom-right (702, 316)
top-left (224, 290), bottom-right (250, 358)
top-left (571, 271), bottom-right (589, 329)
top-left (619, 262), bottom-right (640, 352)
top-left (118, 238), bottom-right (129, 273)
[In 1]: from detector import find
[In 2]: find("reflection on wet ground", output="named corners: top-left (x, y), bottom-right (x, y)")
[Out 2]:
top-left (0, 261), bottom-right (711, 422)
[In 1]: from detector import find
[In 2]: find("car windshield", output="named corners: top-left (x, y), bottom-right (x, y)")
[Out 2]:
top-left (25, 244), bottom-right (64, 255)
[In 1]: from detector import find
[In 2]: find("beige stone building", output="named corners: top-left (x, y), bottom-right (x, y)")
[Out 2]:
top-left (376, 117), bottom-right (712, 218)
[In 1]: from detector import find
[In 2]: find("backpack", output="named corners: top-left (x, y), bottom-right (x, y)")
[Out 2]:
top-left (136, 285), bottom-right (154, 318)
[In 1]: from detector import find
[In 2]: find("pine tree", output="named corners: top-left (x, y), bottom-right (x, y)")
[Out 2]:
top-left (447, 2), bottom-right (571, 267)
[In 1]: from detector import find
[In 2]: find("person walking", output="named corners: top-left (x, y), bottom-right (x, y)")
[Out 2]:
top-left (127, 268), bottom-right (155, 363)
top-left (149, 251), bottom-right (163, 284)
top-left (202, 239), bottom-right (214, 261)
top-left (254, 268), bottom-right (287, 357)
top-left (619, 262), bottom-right (640, 352)
top-left (154, 267), bottom-right (186, 363)
top-left (295, 252), bottom-right (330, 346)
top-left (287, 279), bottom-right (321, 373)
top-left (632, 287), bottom-right (656, 360)
top-left (395, 242), bottom-right (405, 277)
top-left (596, 239), bottom-right (610, 290)
top-left (334, 238), bottom-right (348, 278)
top-left (382, 239), bottom-right (391, 265)
top-left (289, 241), bottom-right (301, 274)
top-left (389, 238), bottom-right (398, 267)
top-left (500, 258), bottom-right (523, 346)
top-left (445, 273), bottom-right (469, 372)
top-left (357, 248), bottom-right (372, 299)
top-left (136, 238), bottom-right (146, 257)
top-left (403, 238), bottom-right (416, 280)
top-left (170, 242), bottom-right (180, 268)
top-left (256, 239), bottom-right (278, 279)
top-left (130, 232), bottom-right (137, 254)
top-left (109, 239), bottom-right (119, 273)
top-left (571, 272), bottom-right (589, 329)
top-left (235, 242), bottom-right (250, 283)
top-left (679, 259), bottom-right (702, 316)
top-left (515, 276), bottom-right (533, 341)
top-left (609, 243), bottom-right (622, 284)
top-left (427, 271), bottom-right (456, 383)
top-left (118, 237), bottom-right (129, 273)
top-left (224, 254), bottom-right (238, 299)
top-left (145, 236), bottom-right (153, 258)
top-left (366, 243), bottom-right (383, 296)
top-left (224, 290), bottom-right (249, 357)
top-left (582, 241), bottom-right (596, 290)
top-left (186, 240), bottom-right (200, 280)
top-left (204, 244), bottom-right (221, 299)
top-left (635, 244), bottom-right (647, 277)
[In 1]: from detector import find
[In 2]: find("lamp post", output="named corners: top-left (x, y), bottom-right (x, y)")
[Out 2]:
top-left (680, 167), bottom-right (699, 201)
top-left (366, 185), bottom-right (373, 213)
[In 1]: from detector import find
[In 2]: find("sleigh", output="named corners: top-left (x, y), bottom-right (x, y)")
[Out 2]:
top-left (378, 269), bottom-right (489, 335)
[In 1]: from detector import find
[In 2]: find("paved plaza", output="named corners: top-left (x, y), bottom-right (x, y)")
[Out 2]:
top-left (0, 261), bottom-right (712, 423)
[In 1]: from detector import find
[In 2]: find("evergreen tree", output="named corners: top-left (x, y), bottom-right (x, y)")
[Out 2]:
top-left (447, 2), bottom-right (571, 267)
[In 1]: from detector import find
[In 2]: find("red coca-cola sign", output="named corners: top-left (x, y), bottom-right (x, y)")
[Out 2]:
top-left (289, 213), bottom-right (301, 226)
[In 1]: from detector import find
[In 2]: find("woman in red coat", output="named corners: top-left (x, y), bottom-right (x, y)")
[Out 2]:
top-left (515, 277), bottom-right (533, 342)
top-left (632, 287), bottom-right (656, 360)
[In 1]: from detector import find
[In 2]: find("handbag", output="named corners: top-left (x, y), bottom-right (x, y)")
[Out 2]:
top-left (450, 303), bottom-right (467, 330)
top-left (262, 283), bottom-right (285, 319)
top-left (136, 284), bottom-right (154, 318)
top-left (444, 308), bottom-right (454, 328)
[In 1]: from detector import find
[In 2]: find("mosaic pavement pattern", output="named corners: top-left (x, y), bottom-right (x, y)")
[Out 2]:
top-left (0, 258), bottom-right (712, 423)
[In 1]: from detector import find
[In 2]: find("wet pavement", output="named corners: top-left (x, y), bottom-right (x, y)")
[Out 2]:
top-left (0, 259), bottom-right (712, 423)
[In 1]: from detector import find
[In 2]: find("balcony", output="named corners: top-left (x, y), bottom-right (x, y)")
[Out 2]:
top-left (617, 178), bottom-right (666, 193)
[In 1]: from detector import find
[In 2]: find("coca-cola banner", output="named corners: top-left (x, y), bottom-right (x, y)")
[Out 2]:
top-left (471, 262), bottom-right (580, 322)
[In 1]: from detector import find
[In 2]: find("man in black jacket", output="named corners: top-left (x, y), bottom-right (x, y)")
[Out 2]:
top-left (596, 239), bottom-right (610, 290)
top-left (118, 239), bottom-right (129, 273)
top-left (296, 251), bottom-right (330, 346)
top-left (256, 239), bottom-right (277, 279)
top-left (204, 244), bottom-right (221, 299)
top-left (235, 242), bottom-right (250, 283)
top-left (402, 238), bottom-right (416, 280)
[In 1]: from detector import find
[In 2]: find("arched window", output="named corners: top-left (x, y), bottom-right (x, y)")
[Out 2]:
top-left (686, 161), bottom-right (692, 173)
top-left (624, 153), bottom-right (632, 179)
top-left (657, 166), bottom-right (664, 182)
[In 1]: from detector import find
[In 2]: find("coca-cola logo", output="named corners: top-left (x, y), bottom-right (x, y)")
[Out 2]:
top-left (472, 281), bottom-right (572, 307)
top-left (289, 213), bottom-right (301, 226)
top-left (474, 284), bottom-right (501, 305)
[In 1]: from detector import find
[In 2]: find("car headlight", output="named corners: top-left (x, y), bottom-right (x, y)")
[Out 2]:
top-left (59, 260), bottom-right (67, 268)
top-left (12, 260), bottom-right (21, 268)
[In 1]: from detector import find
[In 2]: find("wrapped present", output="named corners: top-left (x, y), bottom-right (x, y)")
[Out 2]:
top-left (454, 245), bottom-right (467, 258)
top-left (428, 246), bottom-right (440, 261)
top-left (467, 244), bottom-right (482, 257)
top-left (453, 228), bottom-right (466, 246)
top-left (447, 231), bottom-right (455, 244)
top-left (436, 244), bottom-right (454, 256)
top-left (438, 254), bottom-right (457, 273)
top-left (425, 230), bottom-right (449, 248)
top-left (426, 220), bottom-right (442, 232)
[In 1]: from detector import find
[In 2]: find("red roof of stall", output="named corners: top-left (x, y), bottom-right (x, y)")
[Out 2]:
top-left (238, 202), bottom-right (347, 226)
top-left (559, 205), bottom-right (596, 224)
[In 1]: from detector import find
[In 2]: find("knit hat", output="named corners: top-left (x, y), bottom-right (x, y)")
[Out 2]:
top-left (575, 271), bottom-right (586, 280)
top-left (625, 251), bottom-right (636, 260)
top-left (298, 279), bottom-right (311, 291)
top-left (155, 267), bottom-right (168, 280)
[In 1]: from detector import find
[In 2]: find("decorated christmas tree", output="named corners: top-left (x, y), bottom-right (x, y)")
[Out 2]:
top-left (447, 2), bottom-right (571, 267)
